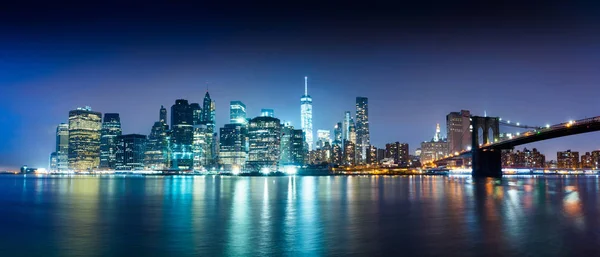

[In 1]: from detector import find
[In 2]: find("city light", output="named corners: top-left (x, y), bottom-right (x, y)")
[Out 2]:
top-left (232, 166), bottom-right (241, 175)
top-left (284, 166), bottom-right (298, 175)
top-left (260, 167), bottom-right (271, 174)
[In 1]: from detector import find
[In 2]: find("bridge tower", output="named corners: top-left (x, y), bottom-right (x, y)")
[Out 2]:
top-left (470, 116), bottom-right (502, 177)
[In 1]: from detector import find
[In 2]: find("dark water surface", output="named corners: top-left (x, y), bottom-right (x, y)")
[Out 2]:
top-left (1, 175), bottom-right (600, 256)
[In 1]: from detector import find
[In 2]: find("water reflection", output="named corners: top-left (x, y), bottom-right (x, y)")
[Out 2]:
top-left (2, 175), bottom-right (600, 256)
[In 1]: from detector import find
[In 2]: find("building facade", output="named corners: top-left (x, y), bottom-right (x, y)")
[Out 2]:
top-left (280, 124), bottom-right (305, 166)
top-left (115, 134), bottom-right (147, 170)
top-left (171, 99), bottom-right (194, 170)
top-left (247, 116), bottom-right (282, 171)
top-left (68, 107), bottom-right (102, 171)
top-left (316, 130), bottom-right (331, 150)
top-left (230, 101), bottom-right (246, 124)
top-left (446, 110), bottom-right (471, 154)
top-left (219, 123), bottom-right (247, 171)
top-left (144, 106), bottom-right (170, 170)
top-left (100, 113), bottom-right (122, 169)
top-left (355, 97), bottom-right (370, 164)
top-left (55, 123), bottom-right (69, 171)
top-left (301, 76), bottom-right (313, 151)
top-left (557, 150), bottom-right (579, 169)
top-left (385, 142), bottom-right (409, 167)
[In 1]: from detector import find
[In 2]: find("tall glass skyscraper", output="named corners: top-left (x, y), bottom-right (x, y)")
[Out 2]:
top-left (100, 113), bottom-right (122, 169)
top-left (316, 130), bottom-right (331, 149)
top-left (68, 106), bottom-right (102, 171)
top-left (115, 134), bottom-right (147, 170)
top-left (355, 97), bottom-right (370, 164)
top-left (301, 76), bottom-right (313, 151)
top-left (171, 99), bottom-right (194, 170)
top-left (247, 116), bottom-right (281, 171)
top-left (230, 101), bottom-right (246, 124)
top-left (55, 123), bottom-right (69, 171)
top-left (145, 106), bottom-right (170, 170)
top-left (342, 111), bottom-right (351, 143)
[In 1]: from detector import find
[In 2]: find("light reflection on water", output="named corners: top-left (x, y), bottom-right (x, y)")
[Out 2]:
top-left (1, 175), bottom-right (600, 256)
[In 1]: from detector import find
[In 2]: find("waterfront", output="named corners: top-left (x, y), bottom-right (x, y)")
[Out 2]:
top-left (1, 175), bottom-right (600, 256)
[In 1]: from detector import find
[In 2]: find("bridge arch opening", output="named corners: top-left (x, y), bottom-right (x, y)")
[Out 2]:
top-left (478, 127), bottom-right (484, 146)
top-left (488, 127), bottom-right (495, 144)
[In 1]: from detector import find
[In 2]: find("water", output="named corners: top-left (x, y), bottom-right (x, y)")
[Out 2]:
top-left (1, 175), bottom-right (599, 256)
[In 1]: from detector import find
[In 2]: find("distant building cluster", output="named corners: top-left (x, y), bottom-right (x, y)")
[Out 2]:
top-left (49, 78), bottom-right (423, 173)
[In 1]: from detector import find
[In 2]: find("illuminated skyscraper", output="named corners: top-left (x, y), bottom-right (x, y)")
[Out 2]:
top-left (219, 123), bottom-right (247, 170)
top-left (446, 110), bottom-right (471, 153)
top-left (300, 76), bottom-right (313, 151)
top-left (333, 122), bottom-right (342, 145)
top-left (68, 106), bottom-right (102, 171)
top-left (316, 130), bottom-right (331, 149)
top-left (280, 123), bottom-right (305, 166)
top-left (342, 111), bottom-right (351, 144)
top-left (355, 97), bottom-right (370, 164)
top-left (55, 123), bottom-right (69, 171)
top-left (100, 113), bottom-right (122, 169)
top-left (190, 103), bottom-right (202, 125)
top-left (171, 99), bottom-right (193, 169)
top-left (261, 108), bottom-right (275, 118)
top-left (247, 116), bottom-right (281, 171)
top-left (230, 101), bottom-right (247, 124)
top-left (200, 92), bottom-right (216, 166)
top-left (115, 134), bottom-right (147, 170)
top-left (145, 106), bottom-right (169, 170)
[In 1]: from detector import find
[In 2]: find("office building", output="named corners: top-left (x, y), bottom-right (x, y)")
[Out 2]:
top-left (55, 123), bottom-right (69, 171)
top-left (420, 124), bottom-right (449, 165)
top-left (190, 103), bottom-right (202, 125)
top-left (446, 110), bottom-right (471, 154)
top-left (385, 142), bottom-right (409, 167)
top-left (49, 152), bottom-right (58, 172)
top-left (316, 130), bottom-right (331, 149)
top-left (261, 108), bottom-right (275, 118)
top-left (145, 106), bottom-right (170, 170)
top-left (68, 106), bottom-right (102, 171)
top-left (342, 111), bottom-right (351, 143)
top-left (200, 92), bottom-right (216, 166)
top-left (333, 122), bottom-right (342, 145)
top-left (100, 113), bottom-right (122, 169)
top-left (230, 101), bottom-right (247, 124)
top-left (115, 134), bottom-right (147, 170)
top-left (592, 150), bottom-right (600, 169)
top-left (300, 76), bottom-right (313, 151)
top-left (355, 97), bottom-right (370, 164)
top-left (581, 152), bottom-right (593, 169)
top-left (367, 145), bottom-right (378, 165)
top-left (343, 140), bottom-right (356, 166)
top-left (557, 150), bottom-right (579, 169)
top-left (171, 99), bottom-right (194, 170)
top-left (247, 116), bottom-right (281, 171)
top-left (280, 123), bottom-right (305, 166)
top-left (219, 123), bottom-right (247, 170)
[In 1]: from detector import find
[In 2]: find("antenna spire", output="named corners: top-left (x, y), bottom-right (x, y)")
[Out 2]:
top-left (304, 76), bottom-right (308, 95)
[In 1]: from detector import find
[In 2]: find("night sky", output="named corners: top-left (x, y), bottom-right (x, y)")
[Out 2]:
top-left (2, 1), bottom-right (600, 169)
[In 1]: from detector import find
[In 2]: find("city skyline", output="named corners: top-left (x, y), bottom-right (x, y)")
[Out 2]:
top-left (3, 2), bottom-right (600, 169)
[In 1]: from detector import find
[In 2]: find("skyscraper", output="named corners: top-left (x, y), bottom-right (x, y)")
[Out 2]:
top-left (219, 123), bottom-right (247, 170)
top-left (247, 116), bottom-right (281, 171)
top-left (100, 113), bottom-right (122, 169)
top-left (55, 123), bottom-right (69, 171)
top-left (230, 101), bottom-right (246, 124)
top-left (342, 111), bottom-right (351, 144)
top-left (115, 134), bottom-right (147, 170)
top-left (280, 123), bottom-right (305, 166)
top-left (385, 142), bottom-right (409, 167)
top-left (300, 76), bottom-right (313, 151)
top-left (68, 106), bottom-right (102, 171)
top-left (144, 106), bottom-right (169, 170)
top-left (316, 130), bottom-right (331, 149)
top-left (333, 122), bottom-right (342, 145)
top-left (190, 103), bottom-right (202, 125)
top-left (200, 92), bottom-right (216, 166)
top-left (171, 99), bottom-right (193, 169)
top-left (355, 97), bottom-right (370, 164)
top-left (446, 110), bottom-right (471, 154)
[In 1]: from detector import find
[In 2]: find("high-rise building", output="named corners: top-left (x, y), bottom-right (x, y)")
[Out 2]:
top-left (301, 76), bottom-right (313, 151)
top-left (348, 119), bottom-right (356, 144)
top-left (145, 106), bottom-right (170, 170)
top-left (385, 142), bottom-right (409, 167)
top-left (581, 152), bottom-right (593, 169)
top-left (49, 152), bottom-right (58, 172)
top-left (247, 116), bottom-right (281, 171)
top-left (557, 150), bottom-right (579, 169)
top-left (171, 99), bottom-right (193, 170)
top-left (190, 103), bottom-right (202, 125)
top-left (592, 150), bottom-right (600, 169)
top-left (159, 105), bottom-right (167, 124)
top-left (200, 92), bottom-right (216, 166)
top-left (280, 123), bottom-right (305, 166)
top-left (115, 134), bottom-right (147, 170)
top-left (343, 140), bottom-right (356, 166)
top-left (446, 110), bottom-right (471, 154)
top-left (192, 124), bottom-right (211, 170)
top-left (261, 109), bottom-right (275, 117)
top-left (316, 130), bottom-right (331, 149)
top-left (68, 106), bottom-right (102, 171)
top-left (355, 97), bottom-right (370, 164)
top-left (230, 101), bottom-right (247, 124)
top-left (219, 123), bottom-right (247, 171)
top-left (55, 123), bottom-right (69, 171)
top-left (331, 144), bottom-right (343, 165)
top-left (366, 145), bottom-right (378, 165)
top-left (420, 124), bottom-right (449, 165)
top-left (100, 113), bottom-right (122, 169)
top-left (333, 122), bottom-right (343, 145)
top-left (342, 111), bottom-right (351, 144)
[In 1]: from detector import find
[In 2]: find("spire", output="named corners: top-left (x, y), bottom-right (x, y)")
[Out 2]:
top-left (434, 123), bottom-right (441, 142)
top-left (304, 76), bottom-right (308, 96)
